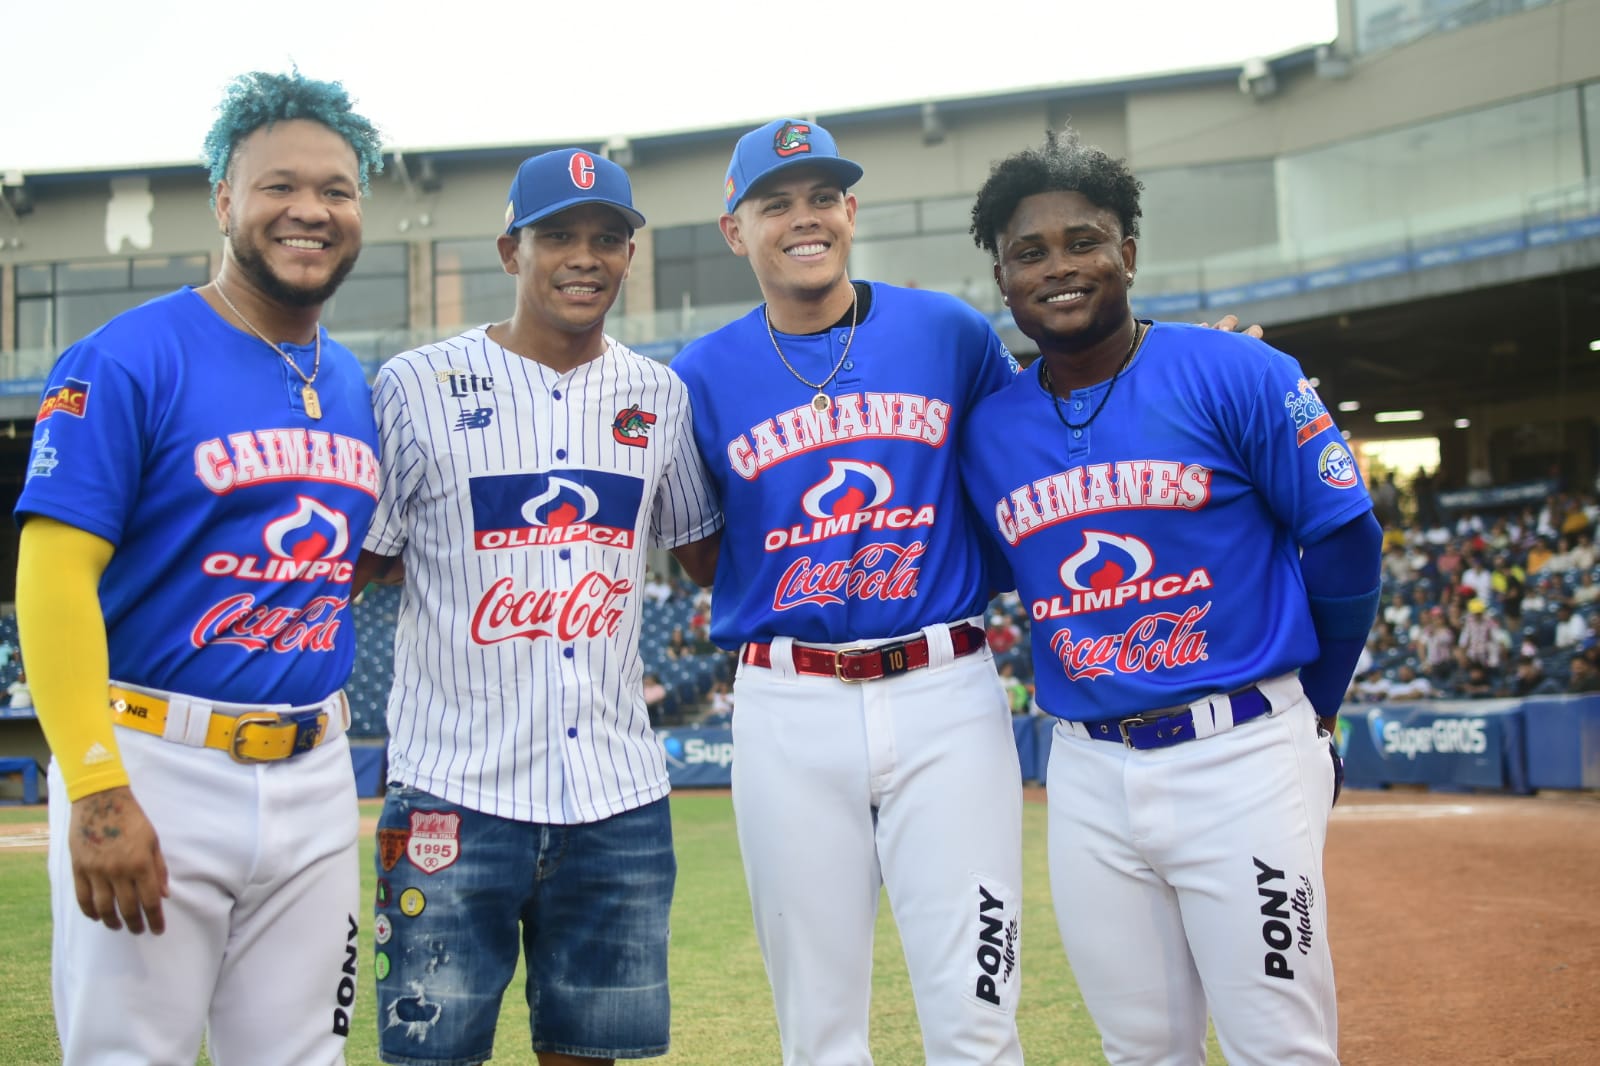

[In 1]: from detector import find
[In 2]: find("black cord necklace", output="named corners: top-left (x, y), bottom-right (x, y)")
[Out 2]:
top-left (1038, 321), bottom-right (1145, 432)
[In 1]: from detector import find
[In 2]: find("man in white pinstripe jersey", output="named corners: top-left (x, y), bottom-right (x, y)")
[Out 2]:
top-left (353, 149), bottom-right (721, 1066)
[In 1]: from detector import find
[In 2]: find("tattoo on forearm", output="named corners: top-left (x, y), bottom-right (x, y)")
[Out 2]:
top-left (78, 794), bottom-right (126, 846)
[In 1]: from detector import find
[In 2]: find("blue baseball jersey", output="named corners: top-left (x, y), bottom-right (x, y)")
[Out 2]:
top-left (959, 322), bottom-right (1371, 720)
top-left (14, 288), bottom-right (379, 705)
top-left (673, 283), bottom-right (1018, 646)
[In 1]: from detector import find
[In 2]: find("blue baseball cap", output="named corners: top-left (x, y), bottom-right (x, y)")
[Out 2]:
top-left (723, 118), bottom-right (863, 214)
top-left (504, 148), bottom-right (646, 234)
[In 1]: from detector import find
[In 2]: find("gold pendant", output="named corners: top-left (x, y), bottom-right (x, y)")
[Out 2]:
top-left (812, 392), bottom-right (831, 413)
top-left (302, 384), bottom-right (323, 420)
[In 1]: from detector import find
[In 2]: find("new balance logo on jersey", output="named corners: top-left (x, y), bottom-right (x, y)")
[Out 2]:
top-left (436, 369), bottom-right (494, 397)
top-left (611, 404), bottom-right (657, 447)
top-left (469, 470), bottom-right (644, 550)
top-left (995, 460), bottom-right (1212, 546)
top-left (765, 459), bottom-right (937, 550)
top-left (1032, 531), bottom-right (1213, 619)
top-left (728, 392), bottom-right (951, 479)
top-left (455, 408), bottom-right (494, 431)
top-left (194, 429), bottom-right (379, 498)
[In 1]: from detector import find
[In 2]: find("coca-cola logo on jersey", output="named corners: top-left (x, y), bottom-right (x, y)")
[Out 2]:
top-left (772, 541), bottom-right (925, 611)
top-left (190, 593), bottom-right (347, 652)
top-left (471, 572), bottom-right (634, 644)
top-left (1047, 603), bottom-right (1211, 681)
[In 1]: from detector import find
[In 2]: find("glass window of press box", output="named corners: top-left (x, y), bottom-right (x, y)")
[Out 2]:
top-left (1132, 83), bottom-right (1597, 295)
top-left (1354, 0), bottom-right (1559, 56)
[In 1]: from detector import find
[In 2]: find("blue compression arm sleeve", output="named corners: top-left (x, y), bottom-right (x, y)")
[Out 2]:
top-left (1299, 510), bottom-right (1383, 720)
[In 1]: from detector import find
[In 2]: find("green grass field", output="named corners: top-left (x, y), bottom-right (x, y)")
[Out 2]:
top-left (0, 794), bottom-right (1224, 1064)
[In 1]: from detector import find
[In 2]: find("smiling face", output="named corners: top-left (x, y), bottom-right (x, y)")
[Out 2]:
top-left (216, 119), bottom-right (363, 308)
top-left (497, 202), bottom-right (635, 339)
top-left (993, 189), bottom-right (1135, 355)
top-left (720, 166), bottom-right (856, 309)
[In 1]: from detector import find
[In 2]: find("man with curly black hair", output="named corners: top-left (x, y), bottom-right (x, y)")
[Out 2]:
top-left (961, 129), bottom-right (1381, 1065)
top-left (15, 70), bottom-right (384, 1065)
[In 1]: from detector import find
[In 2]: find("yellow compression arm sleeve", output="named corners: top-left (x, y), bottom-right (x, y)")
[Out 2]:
top-left (16, 515), bottom-right (124, 800)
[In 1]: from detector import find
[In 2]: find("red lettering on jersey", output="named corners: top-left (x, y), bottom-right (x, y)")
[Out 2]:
top-left (772, 542), bottom-right (925, 610)
top-left (190, 594), bottom-right (347, 652)
top-left (470, 571), bottom-right (633, 644)
top-left (1047, 603), bottom-right (1210, 681)
top-left (569, 151), bottom-right (596, 189)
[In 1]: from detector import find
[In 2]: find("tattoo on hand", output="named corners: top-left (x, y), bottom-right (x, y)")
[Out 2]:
top-left (79, 794), bottom-right (126, 845)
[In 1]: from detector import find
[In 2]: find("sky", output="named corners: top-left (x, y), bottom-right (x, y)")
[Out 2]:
top-left (2, 0), bottom-right (1337, 174)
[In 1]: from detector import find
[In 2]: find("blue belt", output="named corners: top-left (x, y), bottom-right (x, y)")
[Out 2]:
top-left (1077, 685), bottom-right (1271, 750)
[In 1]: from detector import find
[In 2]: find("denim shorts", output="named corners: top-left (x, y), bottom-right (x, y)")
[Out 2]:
top-left (373, 786), bottom-right (675, 1065)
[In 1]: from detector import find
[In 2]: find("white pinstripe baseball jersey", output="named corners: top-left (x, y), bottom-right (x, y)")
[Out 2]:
top-left (365, 327), bottom-right (722, 824)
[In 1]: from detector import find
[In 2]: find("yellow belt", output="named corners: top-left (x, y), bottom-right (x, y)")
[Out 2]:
top-left (109, 685), bottom-right (344, 764)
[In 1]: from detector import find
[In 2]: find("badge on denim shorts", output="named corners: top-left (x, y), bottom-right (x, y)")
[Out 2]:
top-left (378, 828), bottom-right (410, 872)
top-left (374, 913), bottom-right (393, 945)
top-left (407, 810), bottom-right (462, 874)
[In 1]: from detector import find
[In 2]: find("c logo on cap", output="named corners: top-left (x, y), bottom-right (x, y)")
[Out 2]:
top-left (570, 151), bottom-right (597, 190)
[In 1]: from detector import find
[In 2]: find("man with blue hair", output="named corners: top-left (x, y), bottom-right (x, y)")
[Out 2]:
top-left (15, 70), bottom-right (383, 1065)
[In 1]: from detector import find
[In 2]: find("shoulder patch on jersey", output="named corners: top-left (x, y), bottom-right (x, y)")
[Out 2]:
top-left (1284, 378), bottom-right (1334, 447)
top-left (612, 404), bottom-right (658, 447)
top-left (1316, 442), bottom-right (1360, 489)
top-left (27, 428), bottom-right (58, 479)
top-left (37, 377), bottom-right (91, 422)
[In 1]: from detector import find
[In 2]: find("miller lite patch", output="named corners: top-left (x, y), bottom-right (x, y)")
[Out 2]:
top-left (378, 828), bottom-right (409, 872)
top-left (406, 810), bottom-right (462, 874)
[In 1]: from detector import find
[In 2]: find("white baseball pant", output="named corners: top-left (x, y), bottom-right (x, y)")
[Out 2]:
top-left (1046, 673), bottom-right (1338, 1065)
top-left (732, 622), bottom-right (1025, 1066)
top-left (48, 724), bottom-right (360, 1066)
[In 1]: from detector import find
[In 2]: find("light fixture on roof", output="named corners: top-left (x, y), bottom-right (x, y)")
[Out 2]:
top-left (1454, 418), bottom-right (1471, 429)
top-left (1374, 410), bottom-right (1424, 423)
top-left (1338, 400), bottom-right (1361, 412)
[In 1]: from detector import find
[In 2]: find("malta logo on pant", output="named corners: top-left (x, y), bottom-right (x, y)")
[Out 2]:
top-left (407, 811), bottom-right (462, 874)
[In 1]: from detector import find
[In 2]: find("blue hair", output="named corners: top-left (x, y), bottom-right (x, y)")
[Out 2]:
top-left (203, 70), bottom-right (384, 205)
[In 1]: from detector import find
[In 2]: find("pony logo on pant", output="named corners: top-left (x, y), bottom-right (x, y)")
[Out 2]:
top-left (1254, 856), bottom-right (1310, 981)
top-left (971, 881), bottom-right (1020, 1009)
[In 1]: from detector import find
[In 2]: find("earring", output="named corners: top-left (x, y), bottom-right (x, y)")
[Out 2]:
top-left (1002, 295), bottom-right (1010, 306)
top-left (1125, 271), bottom-right (1135, 288)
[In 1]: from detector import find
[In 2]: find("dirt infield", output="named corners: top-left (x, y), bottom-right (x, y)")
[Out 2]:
top-left (1324, 790), bottom-right (1600, 1065)
top-left (12, 789), bottom-right (1597, 1062)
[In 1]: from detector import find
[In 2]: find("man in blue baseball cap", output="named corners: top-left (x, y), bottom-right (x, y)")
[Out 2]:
top-left (673, 116), bottom-right (1030, 1065)
top-left (354, 147), bottom-right (721, 1066)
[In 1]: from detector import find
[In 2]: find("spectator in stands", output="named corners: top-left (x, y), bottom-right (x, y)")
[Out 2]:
top-left (643, 571), bottom-right (674, 607)
top-left (1508, 655), bottom-right (1552, 698)
top-left (1413, 467), bottom-right (1440, 529)
top-left (1526, 535), bottom-right (1557, 575)
top-left (1572, 570), bottom-right (1600, 607)
top-left (1387, 664), bottom-right (1437, 701)
top-left (1456, 600), bottom-right (1508, 671)
top-left (1415, 607), bottom-right (1457, 681)
top-left (643, 673), bottom-right (670, 722)
top-left (1457, 663), bottom-right (1496, 699)
top-left (1554, 604), bottom-right (1594, 650)
top-left (5, 666), bottom-right (31, 711)
top-left (1460, 554), bottom-right (1493, 605)
top-left (689, 622), bottom-right (717, 657)
top-left (708, 680), bottom-right (734, 718)
top-left (986, 610), bottom-right (1021, 656)
top-left (997, 661), bottom-right (1031, 715)
top-left (1382, 592), bottom-right (1413, 632)
top-left (1569, 654), bottom-right (1600, 694)
top-left (0, 637), bottom-right (13, 671)
top-left (665, 626), bottom-right (692, 659)
top-left (1374, 472), bottom-right (1401, 528)
top-left (1497, 570), bottom-right (1526, 628)
top-left (1435, 539), bottom-right (1465, 585)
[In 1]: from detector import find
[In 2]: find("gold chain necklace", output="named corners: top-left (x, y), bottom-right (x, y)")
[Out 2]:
top-left (213, 282), bottom-right (324, 419)
top-left (764, 283), bottom-right (859, 414)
